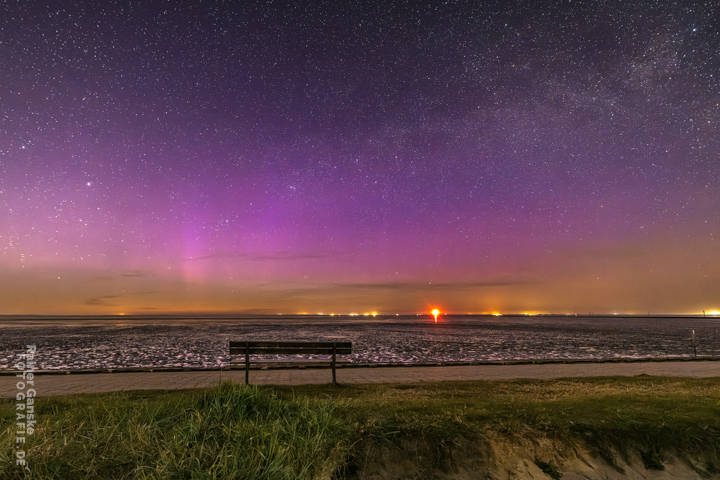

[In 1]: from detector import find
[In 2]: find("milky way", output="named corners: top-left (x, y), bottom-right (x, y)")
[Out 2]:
top-left (1, 0), bottom-right (719, 314)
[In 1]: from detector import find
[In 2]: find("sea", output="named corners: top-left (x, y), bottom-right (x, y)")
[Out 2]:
top-left (1, 315), bottom-right (719, 371)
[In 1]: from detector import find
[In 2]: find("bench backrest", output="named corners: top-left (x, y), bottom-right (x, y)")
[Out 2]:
top-left (229, 341), bottom-right (352, 355)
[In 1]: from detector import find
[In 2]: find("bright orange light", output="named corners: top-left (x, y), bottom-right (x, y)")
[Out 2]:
top-left (431, 309), bottom-right (440, 322)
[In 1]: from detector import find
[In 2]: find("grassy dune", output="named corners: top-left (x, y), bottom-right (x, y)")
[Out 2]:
top-left (2, 376), bottom-right (719, 479)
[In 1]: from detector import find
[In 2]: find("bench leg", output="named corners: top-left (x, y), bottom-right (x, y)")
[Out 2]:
top-left (245, 343), bottom-right (249, 385)
top-left (332, 343), bottom-right (337, 386)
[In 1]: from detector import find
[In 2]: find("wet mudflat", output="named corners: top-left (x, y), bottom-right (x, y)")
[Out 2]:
top-left (1, 315), bottom-right (718, 370)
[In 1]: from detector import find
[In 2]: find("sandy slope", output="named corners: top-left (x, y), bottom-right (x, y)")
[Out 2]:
top-left (350, 436), bottom-right (719, 480)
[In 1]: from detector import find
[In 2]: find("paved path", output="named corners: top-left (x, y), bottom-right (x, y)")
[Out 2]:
top-left (2, 361), bottom-right (719, 398)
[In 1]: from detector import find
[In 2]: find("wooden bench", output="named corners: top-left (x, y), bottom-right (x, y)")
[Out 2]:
top-left (229, 341), bottom-right (352, 386)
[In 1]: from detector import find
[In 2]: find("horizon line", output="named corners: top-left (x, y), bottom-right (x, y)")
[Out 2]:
top-left (1, 312), bottom-right (718, 319)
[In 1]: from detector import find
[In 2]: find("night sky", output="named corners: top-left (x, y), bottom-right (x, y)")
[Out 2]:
top-left (2, 0), bottom-right (719, 315)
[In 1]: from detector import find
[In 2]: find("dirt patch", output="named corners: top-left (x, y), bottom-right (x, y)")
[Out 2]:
top-left (340, 435), bottom-right (719, 480)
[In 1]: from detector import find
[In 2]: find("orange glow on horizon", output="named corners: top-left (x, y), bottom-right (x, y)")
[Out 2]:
top-left (431, 308), bottom-right (440, 322)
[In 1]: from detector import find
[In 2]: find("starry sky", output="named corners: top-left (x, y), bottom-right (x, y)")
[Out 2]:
top-left (1, 0), bottom-right (719, 315)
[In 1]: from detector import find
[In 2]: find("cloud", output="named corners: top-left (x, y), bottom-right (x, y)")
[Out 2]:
top-left (251, 253), bottom-right (324, 261)
top-left (248, 279), bottom-right (534, 299)
top-left (184, 251), bottom-right (325, 261)
top-left (331, 279), bottom-right (533, 291)
top-left (120, 270), bottom-right (146, 278)
top-left (84, 290), bottom-right (158, 307)
top-left (91, 270), bottom-right (147, 282)
top-left (85, 295), bottom-right (121, 306)
top-left (184, 253), bottom-right (241, 261)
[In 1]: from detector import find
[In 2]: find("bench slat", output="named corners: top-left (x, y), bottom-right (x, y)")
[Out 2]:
top-left (230, 347), bottom-right (352, 355)
top-left (229, 359), bottom-right (352, 365)
top-left (229, 341), bottom-right (351, 349)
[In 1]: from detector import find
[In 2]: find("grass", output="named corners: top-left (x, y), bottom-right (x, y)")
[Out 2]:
top-left (1, 382), bottom-right (350, 479)
top-left (2, 376), bottom-right (720, 479)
